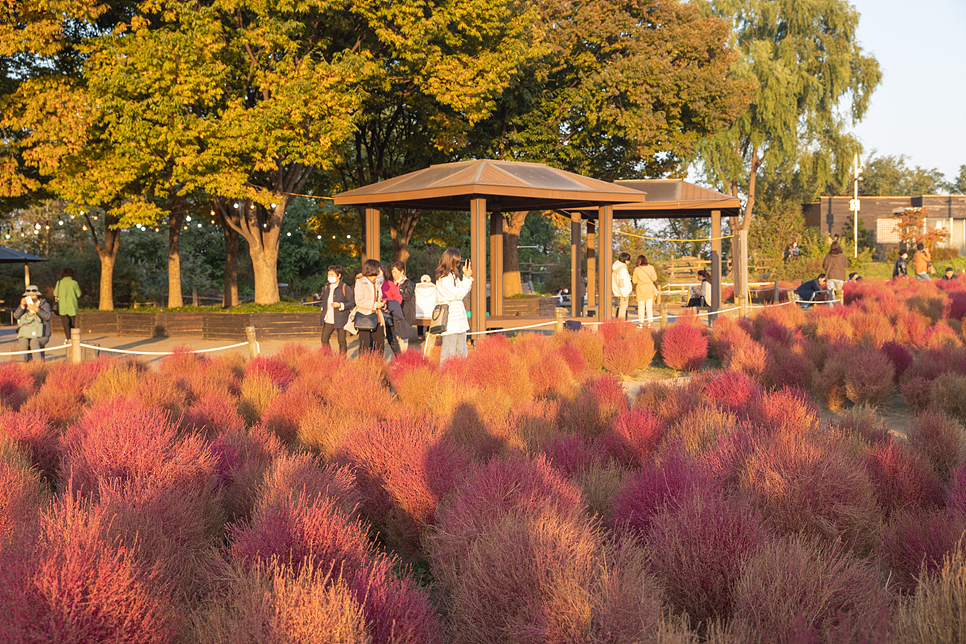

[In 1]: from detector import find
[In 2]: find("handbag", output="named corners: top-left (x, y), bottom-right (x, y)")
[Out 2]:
top-left (429, 303), bottom-right (449, 334)
top-left (928, 262), bottom-right (936, 275)
top-left (53, 280), bottom-right (60, 316)
top-left (354, 310), bottom-right (379, 331)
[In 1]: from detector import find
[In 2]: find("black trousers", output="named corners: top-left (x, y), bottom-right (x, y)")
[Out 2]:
top-left (358, 325), bottom-right (385, 357)
top-left (321, 322), bottom-right (348, 354)
top-left (60, 314), bottom-right (76, 339)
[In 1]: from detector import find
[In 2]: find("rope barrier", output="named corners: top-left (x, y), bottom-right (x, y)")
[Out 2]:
top-left (616, 231), bottom-right (735, 243)
top-left (76, 341), bottom-right (251, 357)
top-left (467, 321), bottom-right (556, 336)
top-left (0, 344), bottom-right (69, 357)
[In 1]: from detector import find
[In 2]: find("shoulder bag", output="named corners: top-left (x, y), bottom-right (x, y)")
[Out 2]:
top-left (353, 309), bottom-right (379, 331)
top-left (53, 280), bottom-right (60, 316)
top-left (429, 303), bottom-right (449, 334)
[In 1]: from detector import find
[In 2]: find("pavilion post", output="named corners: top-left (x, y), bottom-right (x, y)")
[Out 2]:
top-left (711, 210), bottom-right (721, 313)
top-left (24, 262), bottom-right (30, 287)
top-left (597, 205), bottom-right (614, 323)
top-left (470, 198), bottom-right (487, 335)
top-left (489, 213), bottom-right (503, 318)
top-left (587, 220), bottom-right (596, 309)
top-left (570, 212), bottom-right (581, 317)
top-left (364, 207), bottom-right (380, 263)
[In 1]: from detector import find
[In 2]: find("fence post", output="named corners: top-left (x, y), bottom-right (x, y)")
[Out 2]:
top-left (245, 326), bottom-right (258, 358)
top-left (554, 307), bottom-right (565, 334)
top-left (738, 295), bottom-right (749, 318)
top-left (70, 327), bottom-right (82, 364)
top-left (192, 285), bottom-right (199, 307)
top-left (773, 280), bottom-right (780, 304)
top-left (660, 303), bottom-right (668, 328)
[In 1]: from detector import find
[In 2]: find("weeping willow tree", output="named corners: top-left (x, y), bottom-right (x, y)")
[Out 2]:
top-left (694, 0), bottom-right (881, 291)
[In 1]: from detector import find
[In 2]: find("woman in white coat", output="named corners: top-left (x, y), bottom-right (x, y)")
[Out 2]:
top-left (435, 247), bottom-right (474, 362)
top-left (611, 251), bottom-right (632, 320)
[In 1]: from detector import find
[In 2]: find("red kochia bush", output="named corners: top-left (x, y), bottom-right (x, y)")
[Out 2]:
top-left (209, 425), bottom-right (282, 521)
top-left (703, 370), bottom-right (762, 417)
top-left (908, 410), bottom-right (966, 482)
top-left (611, 453), bottom-right (708, 535)
top-left (863, 438), bottom-right (945, 518)
top-left (660, 322), bottom-right (708, 371)
top-left (647, 492), bottom-right (770, 626)
top-left (0, 409), bottom-right (59, 475)
top-left (878, 509), bottom-right (966, 594)
top-left (182, 394), bottom-right (246, 437)
top-left (731, 537), bottom-right (891, 644)
top-left (0, 363), bottom-right (34, 409)
top-left (902, 376), bottom-right (934, 414)
top-left (603, 406), bottom-right (666, 467)
top-left (603, 337), bottom-right (641, 376)
top-left (337, 416), bottom-right (474, 558)
top-left (747, 387), bottom-right (819, 437)
top-left (842, 346), bottom-right (896, 406)
top-left (881, 341), bottom-right (914, 384)
top-left (59, 397), bottom-right (217, 501)
top-left (244, 356), bottom-right (296, 390)
top-left (948, 461), bottom-right (966, 514)
top-left (230, 494), bottom-right (444, 644)
top-left (557, 374), bottom-right (629, 437)
top-left (0, 495), bottom-right (180, 644)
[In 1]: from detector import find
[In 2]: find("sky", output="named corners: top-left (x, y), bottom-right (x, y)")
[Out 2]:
top-left (849, 0), bottom-right (966, 181)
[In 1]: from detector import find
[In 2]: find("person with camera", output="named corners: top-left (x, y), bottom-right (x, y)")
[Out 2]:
top-left (434, 247), bottom-right (474, 362)
top-left (14, 284), bottom-right (52, 362)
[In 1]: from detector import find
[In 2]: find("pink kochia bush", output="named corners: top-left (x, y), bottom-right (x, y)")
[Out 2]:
top-left (646, 491), bottom-right (770, 625)
top-left (660, 321), bottom-right (708, 371)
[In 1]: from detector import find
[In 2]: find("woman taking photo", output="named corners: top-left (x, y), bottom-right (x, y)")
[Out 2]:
top-left (354, 259), bottom-right (387, 356)
top-left (435, 247), bottom-right (474, 362)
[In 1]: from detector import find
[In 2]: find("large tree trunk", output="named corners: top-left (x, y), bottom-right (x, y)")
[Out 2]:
top-left (251, 243), bottom-right (280, 304)
top-left (502, 211), bottom-right (528, 297)
top-left (220, 198), bottom-right (283, 304)
top-left (87, 213), bottom-right (121, 311)
top-left (223, 224), bottom-right (239, 308)
top-left (167, 208), bottom-right (185, 308)
top-left (388, 208), bottom-right (421, 263)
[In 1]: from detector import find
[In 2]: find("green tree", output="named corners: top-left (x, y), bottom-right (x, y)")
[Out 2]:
top-left (694, 0), bottom-right (881, 293)
top-left (860, 153), bottom-right (948, 196)
top-left (468, 0), bottom-right (752, 295)
top-left (947, 165), bottom-right (966, 195)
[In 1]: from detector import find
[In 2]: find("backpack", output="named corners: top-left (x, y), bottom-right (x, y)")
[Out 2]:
top-left (18, 311), bottom-right (43, 339)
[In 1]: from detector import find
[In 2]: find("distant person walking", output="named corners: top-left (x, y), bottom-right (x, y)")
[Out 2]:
top-left (913, 242), bottom-right (932, 280)
top-left (54, 267), bottom-right (81, 340)
top-left (14, 285), bottom-right (52, 362)
top-left (893, 250), bottom-right (909, 279)
top-left (611, 252), bottom-right (632, 320)
top-left (822, 241), bottom-right (848, 304)
top-left (632, 255), bottom-right (658, 328)
top-left (354, 259), bottom-right (387, 357)
top-left (319, 265), bottom-right (354, 355)
top-left (435, 247), bottom-right (474, 362)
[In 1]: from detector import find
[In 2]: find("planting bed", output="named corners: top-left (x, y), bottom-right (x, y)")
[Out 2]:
top-left (3, 277), bottom-right (966, 642)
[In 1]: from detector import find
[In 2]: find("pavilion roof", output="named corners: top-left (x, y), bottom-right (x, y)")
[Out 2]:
top-left (332, 160), bottom-right (647, 212)
top-left (570, 179), bottom-right (740, 219)
top-left (0, 246), bottom-right (47, 263)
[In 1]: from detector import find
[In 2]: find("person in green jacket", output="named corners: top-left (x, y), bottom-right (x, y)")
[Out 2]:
top-left (54, 267), bottom-right (82, 340)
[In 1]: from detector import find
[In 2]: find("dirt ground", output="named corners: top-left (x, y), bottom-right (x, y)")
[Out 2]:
top-left (621, 372), bottom-right (916, 438)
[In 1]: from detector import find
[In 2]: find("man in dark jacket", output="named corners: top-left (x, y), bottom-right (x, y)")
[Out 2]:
top-left (320, 265), bottom-right (354, 354)
top-left (893, 250), bottom-right (909, 279)
top-left (391, 261), bottom-right (416, 349)
top-left (794, 273), bottom-right (828, 310)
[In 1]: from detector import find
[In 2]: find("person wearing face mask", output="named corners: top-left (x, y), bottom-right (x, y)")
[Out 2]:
top-left (354, 259), bottom-right (387, 356)
top-left (319, 265), bottom-right (355, 354)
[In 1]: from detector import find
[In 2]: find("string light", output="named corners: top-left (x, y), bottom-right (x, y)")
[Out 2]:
top-left (210, 210), bottom-right (215, 215)
top-left (233, 203), bottom-right (239, 208)
top-left (318, 235), bottom-right (322, 239)
top-left (197, 223), bottom-right (202, 228)
top-left (82, 226), bottom-right (87, 231)
top-left (58, 220), bottom-right (63, 225)
top-left (186, 216), bottom-right (191, 222)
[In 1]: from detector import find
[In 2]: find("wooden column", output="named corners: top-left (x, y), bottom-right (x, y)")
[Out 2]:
top-left (587, 220), bottom-right (596, 308)
top-left (711, 210), bottom-right (721, 311)
top-left (489, 212), bottom-right (503, 318)
top-left (470, 198), bottom-right (487, 335)
top-left (365, 207), bottom-right (380, 263)
top-left (597, 205), bottom-right (614, 323)
top-left (570, 212), bottom-right (581, 317)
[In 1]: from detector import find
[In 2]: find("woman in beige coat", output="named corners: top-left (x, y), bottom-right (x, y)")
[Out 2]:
top-left (632, 255), bottom-right (658, 328)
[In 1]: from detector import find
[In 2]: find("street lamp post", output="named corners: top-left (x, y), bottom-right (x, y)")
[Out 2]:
top-left (849, 153), bottom-right (863, 259)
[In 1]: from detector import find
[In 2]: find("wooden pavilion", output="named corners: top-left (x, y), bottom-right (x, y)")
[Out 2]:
top-left (566, 179), bottom-right (741, 319)
top-left (333, 160), bottom-right (647, 334)
top-left (333, 161), bottom-right (742, 334)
